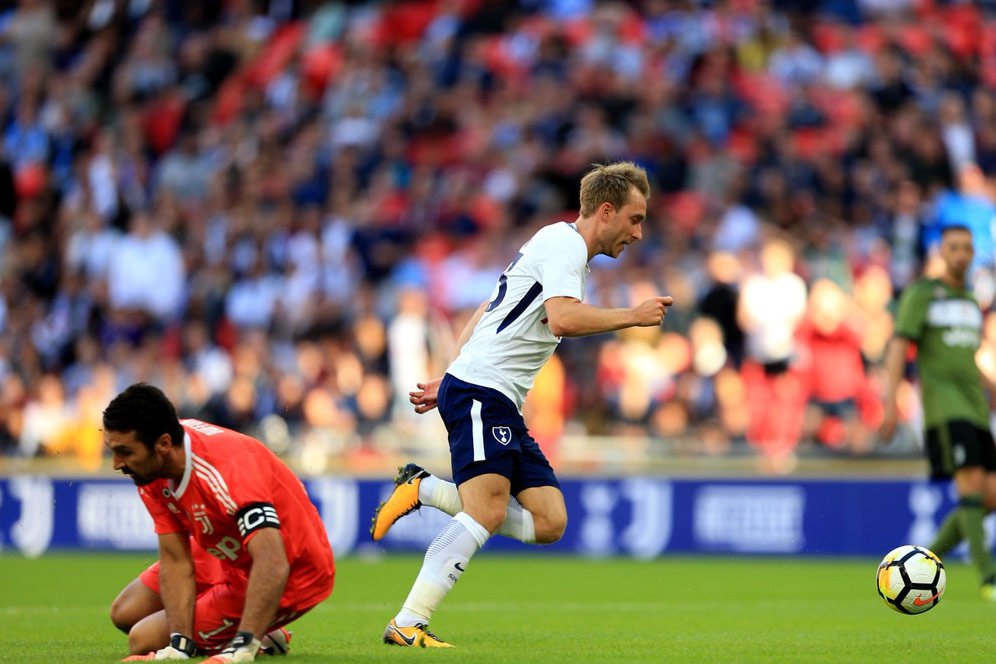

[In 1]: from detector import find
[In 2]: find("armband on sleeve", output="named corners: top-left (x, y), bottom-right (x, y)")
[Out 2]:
top-left (235, 502), bottom-right (280, 539)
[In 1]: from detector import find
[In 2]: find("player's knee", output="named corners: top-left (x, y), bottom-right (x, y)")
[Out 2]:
top-left (476, 505), bottom-right (508, 533)
top-left (534, 508), bottom-right (568, 544)
top-left (461, 489), bottom-right (510, 532)
top-left (109, 598), bottom-right (133, 633)
top-left (462, 498), bottom-right (507, 533)
top-left (127, 627), bottom-right (148, 655)
top-left (127, 620), bottom-right (166, 655)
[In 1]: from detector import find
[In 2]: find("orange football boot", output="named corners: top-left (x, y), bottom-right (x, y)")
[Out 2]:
top-left (370, 464), bottom-right (429, 541)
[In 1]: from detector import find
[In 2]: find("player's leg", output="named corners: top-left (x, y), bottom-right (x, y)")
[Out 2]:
top-left (375, 427), bottom-right (562, 545)
top-left (124, 580), bottom-right (293, 656)
top-left (115, 539), bottom-right (229, 639)
top-left (457, 471), bottom-right (512, 532)
top-left (926, 422), bottom-right (966, 558)
top-left (371, 464), bottom-right (544, 544)
top-left (929, 422), bottom-right (996, 591)
top-left (385, 375), bottom-right (516, 647)
top-left (110, 574), bottom-right (163, 633)
top-left (125, 609), bottom-right (170, 655)
top-left (191, 582), bottom-right (309, 655)
top-left (950, 465), bottom-right (995, 589)
top-left (370, 463), bottom-right (461, 541)
top-left (386, 473), bottom-right (504, 647)
top-left (983, 470), bottom-right (996, 512)
top-left (123, 579), bottom-right (234, 656)
top-left (980, 432), bottom-right (996, 598)
top-left (115, 562), bottom-right (170, 653)
top-left (928, 508), bottom-right (963, 558)
top-left (511, 431), bottom-right (565, 543)
top-left (515, 485), bottom-right (566, 544)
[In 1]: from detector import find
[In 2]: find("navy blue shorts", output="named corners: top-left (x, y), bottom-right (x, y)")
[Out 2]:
top-left (436, 373), bottom-right (560, 494)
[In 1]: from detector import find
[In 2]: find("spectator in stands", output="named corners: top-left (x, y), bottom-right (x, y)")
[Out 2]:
top-left (106, 210), bottom-right (185, 323)
top-left (698, 251), bottom-right (745, 368)
top-left (797, 279), bottom-right (871, 453)
top-left (738, 237), bottom-right (808, 472)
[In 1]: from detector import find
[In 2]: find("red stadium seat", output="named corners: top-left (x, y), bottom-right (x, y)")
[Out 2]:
top-left (301, 44), bottom-right (343, 97)
top-left (484, 36), bottom-right (525, 81)
top-left (14, 163), bottom-right (45, 199)
top-left (733, 72), bottom-right (788, 116)
top-left (814, 88), bottom-right (865, 128)
top-left (727, 127), bottom-right (759, 164)
top-left (792, 128), bottom-right (825, 161)
top-left (897, 24), bottom-right (933, 57)
top-left (811, 22), bottom-right (844, 54)
top-left (945, 22), bottom-right (977, 59)
top-left (562, 18), bottom-right (592, 47)
top-left (375, 0), bottom-right (440, 46)
top-left (855, 24), bottom-right (885, 55)
top-left (662, 190), bottom-right (706, 233)
top-left (143, 92), bottom-right (185, 155)
top-left (619, 11), bottom-right (646, 45)
top-left (243, 23), bottom-right (305, 88)
top-left (213, 75), bottom-right (246, 125)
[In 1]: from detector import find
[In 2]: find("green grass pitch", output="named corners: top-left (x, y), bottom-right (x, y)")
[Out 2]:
top-left (2, 553), bottom-right (995, 663)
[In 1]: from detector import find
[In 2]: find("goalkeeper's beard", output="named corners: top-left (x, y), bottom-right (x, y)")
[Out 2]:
top-left (123, 468), bottom-right (156, 486)
top-left (122, 456), bottom-right (168, 486)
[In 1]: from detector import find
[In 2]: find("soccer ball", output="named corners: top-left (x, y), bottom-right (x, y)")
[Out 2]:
top-left (876, 545), bottom-right (946, 614)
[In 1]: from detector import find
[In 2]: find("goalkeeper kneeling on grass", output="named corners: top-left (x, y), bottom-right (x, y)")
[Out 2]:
top-left (110, 536), bottom-right (293, 657)
top-left (101, 384), bottom-right (335, 662)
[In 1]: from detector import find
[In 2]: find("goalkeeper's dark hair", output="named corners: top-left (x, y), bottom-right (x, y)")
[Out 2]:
top-left (102, 383), bottom-right (185, 451)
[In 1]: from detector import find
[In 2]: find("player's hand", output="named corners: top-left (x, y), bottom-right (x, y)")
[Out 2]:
top-left (203, 632), bottom-right (261, 663)
top-left (631, 296), bottom-right (674, 327)
top-left (122, 633), bottom-right (197, 661)
top-left (409, 378), bottom-right (442, 414)
top-left (877, 404), bottom-right (899, 443)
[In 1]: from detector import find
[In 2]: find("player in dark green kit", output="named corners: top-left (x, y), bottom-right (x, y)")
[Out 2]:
top-left (881, 225), bottom-right (996, 598)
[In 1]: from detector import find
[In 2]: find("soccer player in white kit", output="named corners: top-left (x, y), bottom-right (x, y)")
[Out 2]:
top-left (373, 162), bottom-right (673, 647)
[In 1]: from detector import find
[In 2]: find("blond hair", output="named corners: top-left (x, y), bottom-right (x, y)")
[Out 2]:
top-left (579, 162), bottom-right (650, 217)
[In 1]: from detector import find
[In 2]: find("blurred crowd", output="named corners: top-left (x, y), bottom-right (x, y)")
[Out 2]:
top-left (3, 0), bottom-right (996, 474)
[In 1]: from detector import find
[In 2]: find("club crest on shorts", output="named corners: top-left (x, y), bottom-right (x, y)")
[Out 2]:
top-left (953, 443), bottom-right (967, 466)
top-left (492, 426), bottom-right (512, 445)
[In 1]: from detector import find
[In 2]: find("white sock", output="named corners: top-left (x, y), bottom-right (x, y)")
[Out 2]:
top-left (419, 475), bottom-right (536, 544)
top-left (497, 496), bottom-right (536, 544)
top-left (394, 512), bottom-right (490, 627)
top-left (418, 474), bottom-right (462, 515)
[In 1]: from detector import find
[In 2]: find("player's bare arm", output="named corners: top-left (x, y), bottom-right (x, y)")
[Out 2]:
top-left (409, 300), bottom-right (489, 414)
top-left (977, 361), bottom-right (996, 410)
top-left (238, 528), bottom-right (290, 638)
top-left (157, 531), bottom-right (196, 640)
top-left (544, 295), bottom-right (673, 337)
top-left (878, 336), bottom-right (910, 441)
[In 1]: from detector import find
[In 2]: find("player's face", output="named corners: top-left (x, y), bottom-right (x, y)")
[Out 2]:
top-left (939, 228), bottom-right (974, 281)
top-left (104, 429), bottom-right (167, 486)
top-left (603, 188), bottom-right (647, 258)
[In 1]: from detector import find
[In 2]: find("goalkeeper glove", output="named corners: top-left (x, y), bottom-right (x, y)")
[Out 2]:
top-left (203, 631), bottom-right (261, 663)
top-left (121, 633), bottom-right (196, 661)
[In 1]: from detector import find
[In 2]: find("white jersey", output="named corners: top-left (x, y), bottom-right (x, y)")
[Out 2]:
top-left (448, 222), bottom-right (589, 410)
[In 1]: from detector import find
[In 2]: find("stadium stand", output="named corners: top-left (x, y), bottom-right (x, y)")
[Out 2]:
top-left (1, 0), bottom-right (994, 475)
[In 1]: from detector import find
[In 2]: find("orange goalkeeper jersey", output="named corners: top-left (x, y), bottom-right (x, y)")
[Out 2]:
top-left (137, 419), bottom-right (334, 609)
